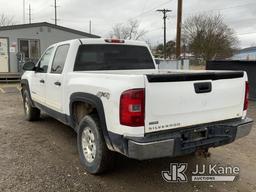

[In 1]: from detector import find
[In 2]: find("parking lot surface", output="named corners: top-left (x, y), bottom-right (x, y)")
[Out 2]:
top-left (0, 88), bottom-right (256, 192)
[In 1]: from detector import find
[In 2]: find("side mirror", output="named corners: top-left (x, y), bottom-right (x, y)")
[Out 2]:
top-left (23, 62), bottom-right (36, 71)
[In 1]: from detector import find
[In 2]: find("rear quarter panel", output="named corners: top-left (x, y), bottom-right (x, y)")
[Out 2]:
top-left (64, 72), bottom-right (145, 137)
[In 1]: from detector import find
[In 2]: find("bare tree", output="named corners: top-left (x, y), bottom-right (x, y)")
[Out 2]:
top-left (156, 41), bottom-right (176, 58)
top-left (182, 14), bottom-right (238, 60)
top-left (0, 14), bottom-right (16, 26)
top-left (109, 20), bottom-right (147, 40)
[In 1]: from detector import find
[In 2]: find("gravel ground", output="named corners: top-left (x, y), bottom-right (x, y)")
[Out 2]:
top-left (0, 89), bottom-right (255, 192)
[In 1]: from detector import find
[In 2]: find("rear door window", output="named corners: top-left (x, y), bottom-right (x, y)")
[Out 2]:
top-left (51, 44), bottom-right (70, 74)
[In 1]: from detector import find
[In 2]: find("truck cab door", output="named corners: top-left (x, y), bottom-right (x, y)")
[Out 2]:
top-left (30, 47), bottom-right (54, 105)
top-left (45, 44), bottom-right (70, 113)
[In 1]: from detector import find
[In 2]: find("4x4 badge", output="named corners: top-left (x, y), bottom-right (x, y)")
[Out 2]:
top-left (97, 91), bottom-right (110, 100)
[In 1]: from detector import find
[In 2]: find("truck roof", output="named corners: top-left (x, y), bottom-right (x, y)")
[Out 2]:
top-left (52, 38), bottom-right (148, 47)
top-left (80, 38), bottom-right (148, 46)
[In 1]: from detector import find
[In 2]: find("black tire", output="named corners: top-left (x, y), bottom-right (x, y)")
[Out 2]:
top-left (22, 89), bottom-right (41, 121)
top-left (77, 114), bottom-right (114, 174)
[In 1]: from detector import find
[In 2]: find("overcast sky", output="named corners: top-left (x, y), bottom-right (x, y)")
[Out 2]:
top-left (1, 0), bottom-right (256, 48)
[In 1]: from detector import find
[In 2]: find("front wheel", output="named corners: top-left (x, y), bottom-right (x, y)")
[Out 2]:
top-left (77, 114), bottom-right (114, 174)
top-left (22, 89), bottom-right (40, 121)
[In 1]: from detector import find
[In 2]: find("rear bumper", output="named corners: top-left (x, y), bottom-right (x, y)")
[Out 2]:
top-left (109, 118), bottom-right (253, 160)
top-left (235, 119), bottom-right (253, 139)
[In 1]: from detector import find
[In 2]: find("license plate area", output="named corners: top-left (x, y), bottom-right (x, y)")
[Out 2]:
top-left (181, 128), bottom-right (208, 143)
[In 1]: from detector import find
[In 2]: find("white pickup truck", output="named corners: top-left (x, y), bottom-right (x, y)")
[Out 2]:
top-left (21, 38), bottom-right (253, 174)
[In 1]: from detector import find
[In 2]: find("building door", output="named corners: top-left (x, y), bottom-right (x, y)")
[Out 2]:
top-left (0, 38), bottom-right (9, 72)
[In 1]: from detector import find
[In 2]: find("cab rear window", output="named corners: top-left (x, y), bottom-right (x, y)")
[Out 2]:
top-left (74, 44), bottom-right (155, 71)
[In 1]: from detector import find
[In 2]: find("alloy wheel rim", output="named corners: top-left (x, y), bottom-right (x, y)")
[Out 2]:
top-left (81, 127), bottom-right (96, 163)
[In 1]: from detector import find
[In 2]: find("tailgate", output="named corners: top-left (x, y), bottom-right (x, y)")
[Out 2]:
top-left (144, 71), bottom-right (246, 133)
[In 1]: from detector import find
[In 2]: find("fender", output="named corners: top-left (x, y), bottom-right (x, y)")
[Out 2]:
top-left (70, 92), bottom-right (114, 150)
top-left (20, 79), bottom-right (35, 107)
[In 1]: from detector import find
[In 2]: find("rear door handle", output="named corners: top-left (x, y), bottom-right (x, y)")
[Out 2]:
top-left (40, 79), bottom-right (45, 84)
top-left (54, 82), bottom-right (61, 86)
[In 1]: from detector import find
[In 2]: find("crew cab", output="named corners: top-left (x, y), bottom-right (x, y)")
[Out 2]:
top-left (21, 38), bottom-right (253, 174)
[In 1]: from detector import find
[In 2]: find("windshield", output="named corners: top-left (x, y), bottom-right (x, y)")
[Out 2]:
top-left (74, 44), bottom-right (155, 71)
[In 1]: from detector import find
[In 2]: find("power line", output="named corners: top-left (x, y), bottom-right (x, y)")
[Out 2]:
top-left (170, 2), bottom-right (256, 18)
top-left (237, 32), bottom-right (256, 36)
top-left (157, 9), bottom-right (172, 59)
top-left (33, 3), bottom-right (51, 15)
top-left (140, 0), bottom-right (150, 20)
top-left (200, 2), bottom-right (256, 13)
top-left (129, 0), bottom-right (174, 21)
top-left (147, 27), bottom-right (163, 34)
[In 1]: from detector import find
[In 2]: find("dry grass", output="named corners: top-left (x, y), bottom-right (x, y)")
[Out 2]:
top-left (190, 65), bottom-right (206, 70)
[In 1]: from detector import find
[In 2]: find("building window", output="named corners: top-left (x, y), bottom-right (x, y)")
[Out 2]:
top-left (19, 39), bottom-right (40, 60)
top-left (19, 40), bottom-right (29, 58)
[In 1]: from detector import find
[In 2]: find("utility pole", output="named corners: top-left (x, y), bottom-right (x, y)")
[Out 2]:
top-left (29, 4), bottom-right (32, 24)
top-left (89, 20), bottom-right (92, 34)
top-left (157, 9), bottom-right (172, 60)
top-left (176, 0), bottom-right (183, 59)
top-left (51, 0), bottom-right (59, 25)
top-left (23, 0), bottom-right (25, 24)
top-left (54, 0), bottom-right (58, 25)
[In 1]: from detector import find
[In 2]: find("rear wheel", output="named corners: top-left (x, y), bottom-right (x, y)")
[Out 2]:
top-left (77, 114), bottom-right (114, 174)
top-left (22, 89), bottom-right (40, 121)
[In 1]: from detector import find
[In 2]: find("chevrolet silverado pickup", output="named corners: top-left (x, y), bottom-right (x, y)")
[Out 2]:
top-left (21, 38), bottom-right (253, 174)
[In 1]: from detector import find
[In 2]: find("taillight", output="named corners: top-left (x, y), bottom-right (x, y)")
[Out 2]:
top-left (244, 81), bottom-right (249, 111)
top-left (105, 39), bottom-right (125, 43)
top-left (120, 89), bottom-right (145, 127)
